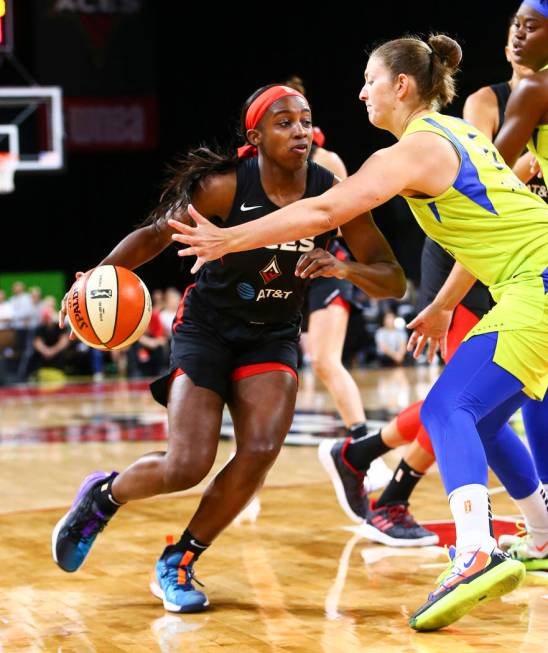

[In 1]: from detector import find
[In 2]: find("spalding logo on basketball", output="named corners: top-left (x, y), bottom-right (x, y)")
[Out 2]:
top-left (67, 265), bottom-right (152, 350)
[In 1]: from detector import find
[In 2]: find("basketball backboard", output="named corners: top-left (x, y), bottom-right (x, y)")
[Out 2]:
top-left (0, 86), bottom-right (63, 171)
top-left (0, 124), bottom-right (19, 156)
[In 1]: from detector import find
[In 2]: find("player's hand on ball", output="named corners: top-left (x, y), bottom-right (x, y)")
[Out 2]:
top-left (60, 271), bottom-right (84, 339)
top-left (66, 266), bottom-right (151, 350)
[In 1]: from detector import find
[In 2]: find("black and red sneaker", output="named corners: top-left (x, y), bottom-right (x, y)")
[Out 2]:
top-left (361, 500), bottom-right (439, 547)
top-left (318, 438), bottom-right (369, 523)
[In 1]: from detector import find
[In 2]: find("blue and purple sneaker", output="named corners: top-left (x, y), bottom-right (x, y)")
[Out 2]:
top-left (52, 471), bottom-right (118, 572)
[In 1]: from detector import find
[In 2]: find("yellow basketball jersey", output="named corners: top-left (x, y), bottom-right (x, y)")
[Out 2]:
top-left (402, 112), bottom-right (548, 289)
top-left (527, 64), bottom-right (548, 180)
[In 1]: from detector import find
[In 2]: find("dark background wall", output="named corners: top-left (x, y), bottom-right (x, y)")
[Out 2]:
top-left (0, 1), bottom-right (521, 293)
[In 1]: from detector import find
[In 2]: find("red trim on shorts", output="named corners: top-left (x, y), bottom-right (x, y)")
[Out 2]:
top-left (231, 362), bottom-right (297, 383)
top-left (170, 368), bottom-right (185, 382)
top-left (167, 367), bottom-right (185, 395)
top-left (172, 283), bottom-right (196, 333)
top-left (445, 303), bottom-right (480, 363)
top-left (329, 294), bottom-right (351, 313)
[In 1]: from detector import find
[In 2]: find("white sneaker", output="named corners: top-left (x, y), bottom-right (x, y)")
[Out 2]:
top-left (498, 532), bottom-right (548, 571)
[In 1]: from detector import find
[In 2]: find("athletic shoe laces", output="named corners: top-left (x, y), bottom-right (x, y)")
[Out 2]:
top-left (429, 546), bottom-right (468, 600)
top-left (165, 561), bottom-right (205, 589)
top-left (379, 502), bottom-right (416, 527)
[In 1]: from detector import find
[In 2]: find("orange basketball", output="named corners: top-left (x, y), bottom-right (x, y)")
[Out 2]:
top-left (66, 265), bottom-right (152, 350)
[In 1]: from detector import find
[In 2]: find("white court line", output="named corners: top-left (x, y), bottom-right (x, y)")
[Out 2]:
top-left (488, 485), bottom-right (508, 496)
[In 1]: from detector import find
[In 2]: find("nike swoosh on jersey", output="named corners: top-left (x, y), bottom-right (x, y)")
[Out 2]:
top-left (535, 540), bottom-right (548, 553)
top-left (240, 203), bottom-right (262, 212)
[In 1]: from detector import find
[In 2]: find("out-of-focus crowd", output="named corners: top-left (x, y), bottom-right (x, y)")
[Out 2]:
top-left (0, 280), bottom-right (422, 386)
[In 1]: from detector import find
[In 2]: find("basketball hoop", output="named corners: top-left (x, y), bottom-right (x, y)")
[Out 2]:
top-left (0, 153), bottom-right (17, 193)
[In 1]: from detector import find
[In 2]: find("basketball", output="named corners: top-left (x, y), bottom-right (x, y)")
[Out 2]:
top-left (66, 265), bottom-right (152, 350)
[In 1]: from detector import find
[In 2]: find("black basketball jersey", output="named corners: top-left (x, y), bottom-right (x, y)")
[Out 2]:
top-left (490, 81), bottom-right (511, 137)
top-left (190, 157), bottom-right (335, 325)
top-left (419, 237), bottom-right (492, 319)
top-left (492, 80), bottom-right (547, 202)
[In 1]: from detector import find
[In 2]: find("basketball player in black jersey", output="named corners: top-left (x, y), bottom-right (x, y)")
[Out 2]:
top-left (51, 84), bottom-right (406, 613)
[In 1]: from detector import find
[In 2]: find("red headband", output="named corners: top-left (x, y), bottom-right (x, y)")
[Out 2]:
top-left (238, 85), bottom-right (306, 159)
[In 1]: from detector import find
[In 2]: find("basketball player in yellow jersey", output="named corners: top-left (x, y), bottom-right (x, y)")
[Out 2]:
top-left (495, 0), bottom-right (548, 179)
top-left (464, 0), bottom-right (548, 571)
top-left (170, 33), bottom-right (548, 632)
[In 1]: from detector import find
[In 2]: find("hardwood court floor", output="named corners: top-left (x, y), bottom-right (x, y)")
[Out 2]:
top-left (0, 367), bottom-right (546, 652)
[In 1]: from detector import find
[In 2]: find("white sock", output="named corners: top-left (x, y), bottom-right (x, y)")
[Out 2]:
top-left (448, 484), bottom-right (496, 552)
top-left (514, 483), bottom-right (548, 550)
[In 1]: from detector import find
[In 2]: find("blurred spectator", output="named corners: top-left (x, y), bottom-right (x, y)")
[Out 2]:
top-left (375, 311), bottom-right (408, 367)
top-left (111, 349), bottom-right (128, 377)
top-left (9, 281), bottom-right (33, 361)
top-left (9, 281), bottom-right (33, 327)
top-left (27, 305), bottom-right (71, 379)
top-left (89, 348), bottom-right (106, 382)
top-left (159, 287), bottom-right (182, 337)
top-left (393, 279), bottom-right (418, 324)
top-left (28, 286), bottom-right (43, 331)
top-left (0, 289), bottom-right (14, 328)
top-left (0, 289), bottom-right (16, 384)
top-left (41, 295), bottom-right (57, 314)
top-left (128, 309), bottom-right (168, 378)
top-left (376, 279), bottom-right (417, 324)
top-left (152, 288), bottom-right (165, 312)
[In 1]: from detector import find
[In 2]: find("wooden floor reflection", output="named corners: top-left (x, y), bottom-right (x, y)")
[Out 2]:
top-left (0, 367), bottom-right (546, 652)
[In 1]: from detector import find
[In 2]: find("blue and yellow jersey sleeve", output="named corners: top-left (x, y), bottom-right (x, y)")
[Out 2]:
top-left (401, 112), bottom-right (548, 289)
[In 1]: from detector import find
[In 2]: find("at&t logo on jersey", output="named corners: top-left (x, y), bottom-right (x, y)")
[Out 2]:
top-left (236, 282), bottom-right (255, 300)
top-left (259, 256), bottom-right (282, 284)
top-left (237, 281), bottom-right (293, 302)
top-left (256, 289), bottom-right (293, 301)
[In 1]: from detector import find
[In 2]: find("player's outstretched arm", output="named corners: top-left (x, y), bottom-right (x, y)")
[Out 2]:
top-left (169, 133), bottom-right (458, 266)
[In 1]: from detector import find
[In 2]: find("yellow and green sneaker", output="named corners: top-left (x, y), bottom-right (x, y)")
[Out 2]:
top-left (499, 532), bottom-right (548, 571)
top-left (409, 545), bottom-right (525, 631)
